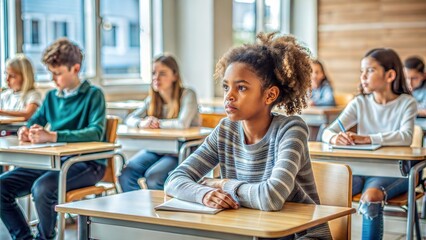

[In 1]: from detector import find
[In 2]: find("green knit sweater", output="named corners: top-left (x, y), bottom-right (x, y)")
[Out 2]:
top-left (27, 80), bottom-right (106, 164)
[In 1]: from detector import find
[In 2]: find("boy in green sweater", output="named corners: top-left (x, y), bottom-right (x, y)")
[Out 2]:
top-left (0, 38), bottom-right (106, 240)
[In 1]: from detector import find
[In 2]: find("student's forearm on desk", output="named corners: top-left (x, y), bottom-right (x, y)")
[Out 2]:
top-left (0, 104), bottom-right (39, 120)
top-left (165, 131), bottom-right (220, 204)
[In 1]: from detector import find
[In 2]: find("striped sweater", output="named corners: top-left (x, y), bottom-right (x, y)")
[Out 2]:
top-left (165, 114), bottom-right (331, 239)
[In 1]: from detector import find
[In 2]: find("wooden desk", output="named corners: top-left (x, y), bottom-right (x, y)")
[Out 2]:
top-left (199, 97), bottom-right (224, 113)
top-left (117, 125), bottom-right (212, 162)
top-left (0, 137), bottom-right (121, 240)
top-left (308, 142), bottom-right (426, 240)
top-left (106, 100), bottom-right (144, 119)
top-left (106, 100), bottom-right (143, 111)
top-left (273, 106), bottom-right (344, 127)
top-left (0, 116), bottom-right (25, 124)
top-left (55, 190), bottom-right (355, 240)
top-left (0, 116), bottom-right (26, 137)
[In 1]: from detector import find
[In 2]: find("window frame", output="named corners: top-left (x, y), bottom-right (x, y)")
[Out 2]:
top-left (0, 0), bottom-right (7, 88)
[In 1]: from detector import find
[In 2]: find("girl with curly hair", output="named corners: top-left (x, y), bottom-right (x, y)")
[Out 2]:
top-left (165, 32), bottom-right (331, 239)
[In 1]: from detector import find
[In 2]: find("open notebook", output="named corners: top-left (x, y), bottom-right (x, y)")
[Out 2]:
top-left (155, 198), bottom-right (223, 214)
top-left (330, 144), bottom-right (381, 151)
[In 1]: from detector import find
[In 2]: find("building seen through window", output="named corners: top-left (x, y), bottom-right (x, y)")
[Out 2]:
top-left (20, 0), bottom-right (142, 81)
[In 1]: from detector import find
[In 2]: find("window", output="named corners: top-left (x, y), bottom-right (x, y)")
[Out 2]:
top-left (129, 23), bottom-right (140, 47)
top-left (22, 14), bottom-right (45, 49)
top-left (232, 0), bottom-right (288, 45)
top-left (53, 21), bottom-right (68, 39)
top-left (102, 24), bottom-right (117, 47)
top-left (2, 0), bottom-right (154, 85)
top-left (233, 0), bottom-right (256, 45)
top-left (21, 0), bottom-right (84, 80)
top-left (263, 0), bottom-right (281, 32)
top-left (101, 0), bottom-right (141, 78)
top-left (30, 20), bottom-right (40, 44)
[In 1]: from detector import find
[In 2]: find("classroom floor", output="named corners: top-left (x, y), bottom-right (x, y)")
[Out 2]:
top-left (0, 201), bottom-right (426, 239)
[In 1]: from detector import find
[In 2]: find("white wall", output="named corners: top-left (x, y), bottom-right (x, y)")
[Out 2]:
top-left (291, 0), bottom-right (318, 57)
top-left (213, 0), bottom-right (233, 97)
top-left (174, 0), bottom-right (214, 98)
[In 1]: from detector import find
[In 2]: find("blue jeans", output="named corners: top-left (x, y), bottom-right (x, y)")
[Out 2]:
top-left (353, 176), bottom-right (409, 240)
top-left (119, 150), bottom-right (178, 191)
top-left (0, 159), bottom-right (105, 240)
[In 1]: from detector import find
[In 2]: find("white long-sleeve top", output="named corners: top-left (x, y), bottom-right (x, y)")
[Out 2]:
top-left (322, 94), bottom-right (417, 146)
top-left (124, 88), bottom-right (200, 129)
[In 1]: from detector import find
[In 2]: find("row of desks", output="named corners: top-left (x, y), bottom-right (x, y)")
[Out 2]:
top-left (1, 113), bottom-right (424, 239)
top-left (1, 133), bottom-right (423, 239)
top-left (107, 99), bottom-right (345, 127)
top-left (50, 141), bottom-right (425, 240)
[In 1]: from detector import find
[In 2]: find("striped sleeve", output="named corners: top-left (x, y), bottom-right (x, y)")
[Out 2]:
top-left (223, 121), bottom-right (309, 211)
top-left (164, 125), bottom-right (220, 204)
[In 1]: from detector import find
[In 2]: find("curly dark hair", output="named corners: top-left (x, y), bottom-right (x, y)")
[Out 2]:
top-left (214, 32), bottom-right (312, 115)
top-left (42, 38), bottom-right (83, 69)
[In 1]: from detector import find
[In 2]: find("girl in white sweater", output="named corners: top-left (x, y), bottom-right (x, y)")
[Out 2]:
top-left (322, 48), bottom-right (417, 239)
top-left (1, 54), bottom-right (42, 120)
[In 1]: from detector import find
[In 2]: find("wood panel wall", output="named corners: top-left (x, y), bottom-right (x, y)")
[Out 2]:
top-left (318, 0), bottom-right (426, 94)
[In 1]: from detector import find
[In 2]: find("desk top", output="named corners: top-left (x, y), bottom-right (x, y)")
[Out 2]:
top-left (117, 125), bottom-right (212, 141)
top-left (56, 190), bottom-right (355, 238)
top-left (106, 101), bottom-right (144, 110)
top-left (199, 98), bottom-right (223, 108)
top-left (301, 106), bottom-right (344, 115)
top-left (0, 137), bottom-right (120, 156)
top-left (309, 142), bottom-right (426, 161)
top-left (0, 116), bottom-right (26, 124)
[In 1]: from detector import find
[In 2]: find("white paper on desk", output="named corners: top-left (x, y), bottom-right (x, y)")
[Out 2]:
top-left (8, 142), bottom-right (67, 149)
top-left (155, 198), bottom-right (223, 214)
top-left (330, 144), bottom-right (381, 151)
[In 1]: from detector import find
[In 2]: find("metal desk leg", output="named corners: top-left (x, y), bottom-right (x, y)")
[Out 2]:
top-left (78, 215), bottom-right (89, 240)
top-left (57, 151), bottom-right (117, 240)
top-left (178, 139), bottom-right (204, 163)
top-left (407, 160), bottom-right (426, 240)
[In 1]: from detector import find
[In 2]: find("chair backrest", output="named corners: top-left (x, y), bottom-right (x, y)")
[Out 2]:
top-left (311, 161), bottom-right (352, 240)
top-left (101, 115), bottom-right (120, 183)
top-left (411, 125), bottom-right (423, 148)
top-left (334, 93), bottom-right (353, 107)
top-left (200, 113), bottom-right (226, 128)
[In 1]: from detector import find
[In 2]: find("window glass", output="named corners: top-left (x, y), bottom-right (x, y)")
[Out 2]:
top-left (101, 0), bottom-right (140, 77)
top-left (21, 0), bottom-right (85, 81)
top-left (232, 0), bottom-right (256, 45)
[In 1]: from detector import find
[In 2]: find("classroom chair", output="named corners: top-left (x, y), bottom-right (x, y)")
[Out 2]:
top-left (311, 161), bottom-right (353, 240)
top-left (65, 115), bottom-right (125, 202)
top-left (352, 124), bottom-right (424, 239)
top-left (200, 113), bottom-right (226, 128)
top-left (334, 93), bottom-right (354, 107)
